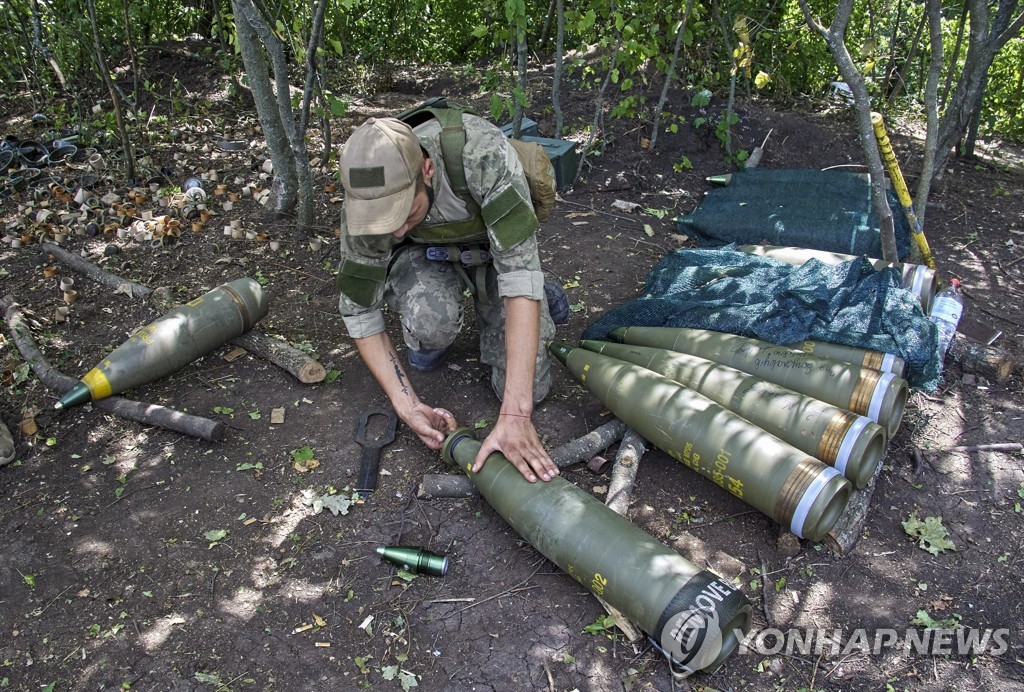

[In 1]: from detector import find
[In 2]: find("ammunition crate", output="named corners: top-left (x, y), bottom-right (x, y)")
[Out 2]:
top-left (520, 136), bottom-right (580, 191)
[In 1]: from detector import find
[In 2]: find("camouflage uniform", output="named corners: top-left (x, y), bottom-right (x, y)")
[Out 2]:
top-left (338, 113), bottom-right (555, 402)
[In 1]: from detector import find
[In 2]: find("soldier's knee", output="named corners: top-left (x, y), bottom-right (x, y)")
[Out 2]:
top-left (400, 299), bottom-right (464, 351)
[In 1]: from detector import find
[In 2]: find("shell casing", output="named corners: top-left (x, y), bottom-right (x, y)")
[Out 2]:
top-left (550, 343), bottom-right (851, 541)
top-left (442, 428), bottom-right (752, 674)
top-left (56, 277), bottom-right (268, 409)
top-left (581, 340), bottom-right (885, 488)
top-left (736, 243), bottom-right (936, 313)
top-left (376, 546), bottom-right (449, 576)
top-left (608, 326), bottom-right (909, 438)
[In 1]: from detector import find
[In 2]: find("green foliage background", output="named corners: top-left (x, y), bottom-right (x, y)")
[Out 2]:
top-left (1, 0), bottom-right (1022, 141)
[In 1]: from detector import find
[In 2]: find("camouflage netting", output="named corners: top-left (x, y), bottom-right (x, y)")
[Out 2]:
top-left (581, 247), bottom-right (941, 390)
top-left (677, 169), bottom-right (912, 260)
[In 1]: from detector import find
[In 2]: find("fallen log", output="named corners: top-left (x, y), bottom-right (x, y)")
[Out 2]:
top-left (948, 335), bottom-right (1014, 383)
top-left (1, 295), bottom-right (226, 442)
top-left (417, 418), bottom-right (629, 499)
top-left (822, 464), bottom-right (882, 557)
top-left (40, 242), bottom-right (325, 383)
top-left (40, 241), bottom-right (151, 299)
top-left (232, 332), bottom-right (326, 384)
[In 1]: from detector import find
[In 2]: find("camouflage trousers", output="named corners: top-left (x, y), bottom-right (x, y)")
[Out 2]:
top-left (384, 245), bottom-right (554, 403)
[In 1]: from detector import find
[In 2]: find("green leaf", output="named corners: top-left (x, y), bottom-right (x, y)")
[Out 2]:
top-left (1017, 481), bottom-right (1024, 500)
top-left (291, 446), bottom-right (315, 462)
top-left (561, 652), bottom-right (576, 664)
top-left (755, 70), bottom-right (771, 89)
top-left (473, 418), bottom-right (490, 430)
top-left (325, 369), bottom-right (342, 384)
top-left (381, 666), bottom-right (398, 681)
top-left (194, 672), bottom-right (223, 685)
top-left (354, 655), bottom-right (371, 674)
top-left (643, 224), bottom-right (654, 237)
top-left (902, 513), bottom-right (956, 555)
top-left (774, 576), bottom-right (787, 592)
top-left (398, 670), bottom-right (419, 691)
top-left (23, 573), bottom-right (35, 588)
top-left (204, 529), bottom-right (228, 542)
top-left (248, 411), bottom-right (261, 420)
top-left (582, 614), bottom-right (615, 635)
top-left (569, 302), bottom-right (585, 313)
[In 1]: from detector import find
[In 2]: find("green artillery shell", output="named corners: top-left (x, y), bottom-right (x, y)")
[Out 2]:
top-left (737, 244), bottom-right (937, 313)
top-left (442, 428), bottom-right (752, 674)
top-left (609, 326), bottom-right (909, 438)
top-left (549, 343), bottom-right (851, 542)
top-left (582, 340), bottom-right (884, 489)
top-left (783, 338), bottom-right (906, 379)
top-left (56, 277), bottom-right (268, 409)
top-left (376, 546), bottom-right (449, 576)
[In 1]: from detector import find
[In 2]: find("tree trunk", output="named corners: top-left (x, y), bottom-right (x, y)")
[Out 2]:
top-left (29, 0), bottom-right (67, 89)
top-left (940, 1), bottom-right (968, 109)
top-left (931, 0), bottom-right (1024, 185)
top-left (885, 11), bottom-right (927, 107)
top-left (86, 0), bottom-right (135, 182)
top-left (649, 0), bottom-right (695, 151)
top-left (298, 0), bottom-right (329, 143)
top-left (553, 0), bottom-right (565, 137)
top-left (915, 0), bottom-right (944, 230)
top-left (232, 0), bottom-right (315, 231)
top-left (880, 0), bottom-right (905, 100)
top-left (799, 0), bottom-right (899, 262)
top-left (513, 24), bottom-right (528, 138)
top-left (962, 70), bottom-right (989, 157)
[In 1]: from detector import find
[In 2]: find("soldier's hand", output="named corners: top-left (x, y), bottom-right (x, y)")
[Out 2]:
top-left (404, 404), bottom-right (457, 450)
top-left (473, 414), bottom-right (558, 483)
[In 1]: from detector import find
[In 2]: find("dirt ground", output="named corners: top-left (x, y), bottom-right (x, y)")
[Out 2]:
top-left (2, 44), bottom-right (1024, 691)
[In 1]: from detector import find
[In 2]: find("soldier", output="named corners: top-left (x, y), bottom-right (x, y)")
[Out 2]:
top-left (337, 113), bottom-right (563, 483)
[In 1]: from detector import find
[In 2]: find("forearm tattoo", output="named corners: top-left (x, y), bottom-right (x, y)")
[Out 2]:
top-left (388, 351), bottom-right (410, 396)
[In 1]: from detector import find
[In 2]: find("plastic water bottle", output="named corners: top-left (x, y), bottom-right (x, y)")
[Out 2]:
top-left (929, 278), bottom-right (964, 371)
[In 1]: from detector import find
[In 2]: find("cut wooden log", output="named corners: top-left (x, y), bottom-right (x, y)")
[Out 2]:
top-left (600, 427), bottom-right (648, 644)
top-left (822, 465), bottom-right (881, 556)
top-left (1, 295), bottom-right (226, 442)
top-left (605, 427), bottom-right (646, 517)
top-left (948, 335), bottom-right (1014, 383)
top-left (232, 332), bottom-right (326, 383)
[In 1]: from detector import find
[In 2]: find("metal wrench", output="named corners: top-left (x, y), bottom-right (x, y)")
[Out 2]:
top-left (355, 408), bottom-right (398, 499)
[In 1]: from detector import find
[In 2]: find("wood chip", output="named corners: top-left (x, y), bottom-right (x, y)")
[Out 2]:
top-left (270, 407), bottom-right (285, 424)
top-left (223, 346), bottom-right (248, 362)
top-left (314, 642), bottom-right (331, 647)
top-left (292, 624), bottom-right (313, 634)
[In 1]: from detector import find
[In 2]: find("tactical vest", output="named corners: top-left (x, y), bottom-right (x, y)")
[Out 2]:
top-left (337, 103), bottom-right (539, 307)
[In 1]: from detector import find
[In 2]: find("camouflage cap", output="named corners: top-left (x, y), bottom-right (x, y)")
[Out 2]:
top-left (339, 117), bottom-right (423, 236)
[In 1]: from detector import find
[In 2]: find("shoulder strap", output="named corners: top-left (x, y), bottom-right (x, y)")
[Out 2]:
top-left (396, 101), bottom-right (479, 217)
